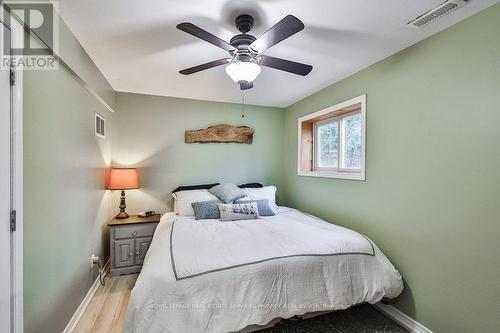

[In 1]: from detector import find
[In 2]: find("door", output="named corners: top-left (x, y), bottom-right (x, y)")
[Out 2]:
top-left (0, 22), bottom-right (12, 333)
top-left (114, 239), bottom-right (135, 268)
top-left (135, 237), bottom-right (152, 265)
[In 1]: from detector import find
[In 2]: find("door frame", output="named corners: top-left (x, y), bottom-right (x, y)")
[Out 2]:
top-left (1, 5), bottom-right (24, 333)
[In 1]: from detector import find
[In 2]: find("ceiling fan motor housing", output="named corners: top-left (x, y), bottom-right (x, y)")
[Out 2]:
top-left (230, 34), bottom-right (256, 51)
top-left (235, 14), bottom-right (254, 33)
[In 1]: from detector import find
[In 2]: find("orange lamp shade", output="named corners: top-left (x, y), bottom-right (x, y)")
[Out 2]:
top-left (107, 168), bottom-right (140, 190)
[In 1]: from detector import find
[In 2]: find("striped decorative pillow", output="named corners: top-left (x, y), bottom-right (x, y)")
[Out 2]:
top-left (217, 202), bottom-right (260, 221)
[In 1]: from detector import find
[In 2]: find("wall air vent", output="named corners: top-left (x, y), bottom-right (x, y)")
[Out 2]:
top-left (95, 113), bottom-right (105, 138)
top-left (408, 0), bottom-right (467, 27)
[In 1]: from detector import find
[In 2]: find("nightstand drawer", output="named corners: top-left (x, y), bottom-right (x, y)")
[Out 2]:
top-left (114, 223), bottom-right (157, 239)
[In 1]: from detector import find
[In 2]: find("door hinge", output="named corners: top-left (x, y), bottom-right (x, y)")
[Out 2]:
top-left (10, 210), bottom-right (16, 232)
top-left (10, 68), bottom-right (16, 86)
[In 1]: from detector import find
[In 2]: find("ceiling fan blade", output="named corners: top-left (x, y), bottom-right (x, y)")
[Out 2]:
top-left (177, 22), bottom-right (236, 52)
top-left (259, 55), bottom-right (312, 76)
top-left (249, 15), bottom-right (304, 53)
top-left (179, 58), bottom-right (230, 75)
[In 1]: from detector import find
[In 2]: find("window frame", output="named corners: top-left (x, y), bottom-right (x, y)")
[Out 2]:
top-left (297, 95), bottom-right (366, 181)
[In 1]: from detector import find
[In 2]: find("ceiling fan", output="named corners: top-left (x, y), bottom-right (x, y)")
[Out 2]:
top-left (177, 14), bottom-right (313, 90)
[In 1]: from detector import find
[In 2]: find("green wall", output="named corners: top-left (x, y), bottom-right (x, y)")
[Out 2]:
top-left (23, 30), bottom-right (115, 333)
top-left (112, 92), bottom-right (285, 215)
top-left (283, 5), bottom-right (500, 333)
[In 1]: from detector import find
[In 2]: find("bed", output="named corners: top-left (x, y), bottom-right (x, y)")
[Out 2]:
top-left (123, 206), bottom-right (403, 333)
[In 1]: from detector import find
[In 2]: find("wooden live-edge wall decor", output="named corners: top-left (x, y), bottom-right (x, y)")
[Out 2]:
top-left (185, 124), bottom-right (255, 144)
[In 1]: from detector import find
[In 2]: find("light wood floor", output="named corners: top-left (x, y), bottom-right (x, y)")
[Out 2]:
top-left (72, 273), bottom-right (281, 333)
top-left (73, 274), bottom-right (138, 333)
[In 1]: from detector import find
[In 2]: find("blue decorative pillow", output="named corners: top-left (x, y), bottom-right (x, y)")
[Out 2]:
top-left (209, 183), bottom-right (246, 204)
top-left (191, 200), bottom-right (222, 220)
top-left (234, 199), bottom-right (275, 216)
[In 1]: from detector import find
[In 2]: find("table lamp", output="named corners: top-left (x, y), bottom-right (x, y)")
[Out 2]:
top-left (107, 168), bottom-right (140, 219)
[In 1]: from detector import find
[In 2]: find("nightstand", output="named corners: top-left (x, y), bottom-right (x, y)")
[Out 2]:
top-left (108, 214), bottom-right (161, 277)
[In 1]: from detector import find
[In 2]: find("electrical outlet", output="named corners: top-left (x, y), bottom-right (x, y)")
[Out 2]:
top-left (91, 254), bottom-right (100, 268)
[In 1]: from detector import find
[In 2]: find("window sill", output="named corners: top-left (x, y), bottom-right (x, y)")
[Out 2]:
top-left (297, 170), bottom-right (365, 181)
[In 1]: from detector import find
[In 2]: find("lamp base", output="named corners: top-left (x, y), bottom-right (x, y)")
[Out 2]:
top-left (116, 189), bottom-right (129, 219)
top-left (115, 211), bottom-right (129, 219)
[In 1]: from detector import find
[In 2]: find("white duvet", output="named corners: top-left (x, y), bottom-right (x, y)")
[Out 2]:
top-left (124, 208), bottom-right (403, 333)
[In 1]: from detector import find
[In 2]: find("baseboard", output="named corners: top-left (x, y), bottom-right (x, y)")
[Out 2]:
top-left (63, 259), bottom-right (110, 333)
top-left (374, 303), bottom-right (433, 333)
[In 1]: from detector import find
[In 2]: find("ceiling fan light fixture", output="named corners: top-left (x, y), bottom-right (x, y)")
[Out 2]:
top-left (225, 61), bottom-right (262, 83)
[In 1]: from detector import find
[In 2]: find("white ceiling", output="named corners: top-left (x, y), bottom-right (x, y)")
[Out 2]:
top-left (58, 0), bottom-right (498, 107)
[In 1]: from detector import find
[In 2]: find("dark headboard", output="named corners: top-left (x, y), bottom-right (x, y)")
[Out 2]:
top-left (172, 182), bottom-right (263, 193)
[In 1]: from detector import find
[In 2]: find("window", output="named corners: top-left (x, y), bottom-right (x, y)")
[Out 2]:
top-left (314, 112), bottom-right (362, 171)
top-left (298, 95), bottom-right (366, 180)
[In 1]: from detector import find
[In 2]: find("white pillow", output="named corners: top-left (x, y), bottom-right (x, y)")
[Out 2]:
top-left (240, 186), bottom-right (278, 212)
top-left (172, 189), bottom-right (219, 216)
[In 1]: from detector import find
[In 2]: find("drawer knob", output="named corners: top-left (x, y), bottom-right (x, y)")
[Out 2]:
top-left (136, 251), bottom-right (140, 255)
top-left (131, 231), bottom-right (137, 236)
top-left (129, 251), bottom-right (133, 257)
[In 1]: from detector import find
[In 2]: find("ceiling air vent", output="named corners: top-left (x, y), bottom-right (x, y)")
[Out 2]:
top-left (408, 0), bottom-right (467, 27)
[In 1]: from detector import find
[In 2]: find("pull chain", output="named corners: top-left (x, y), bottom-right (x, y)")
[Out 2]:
top-left (241, 90), bottom-right (245, 118)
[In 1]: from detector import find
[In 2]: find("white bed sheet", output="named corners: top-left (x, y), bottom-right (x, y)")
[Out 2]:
top-left (124, 207), bottom-right (403, 333)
